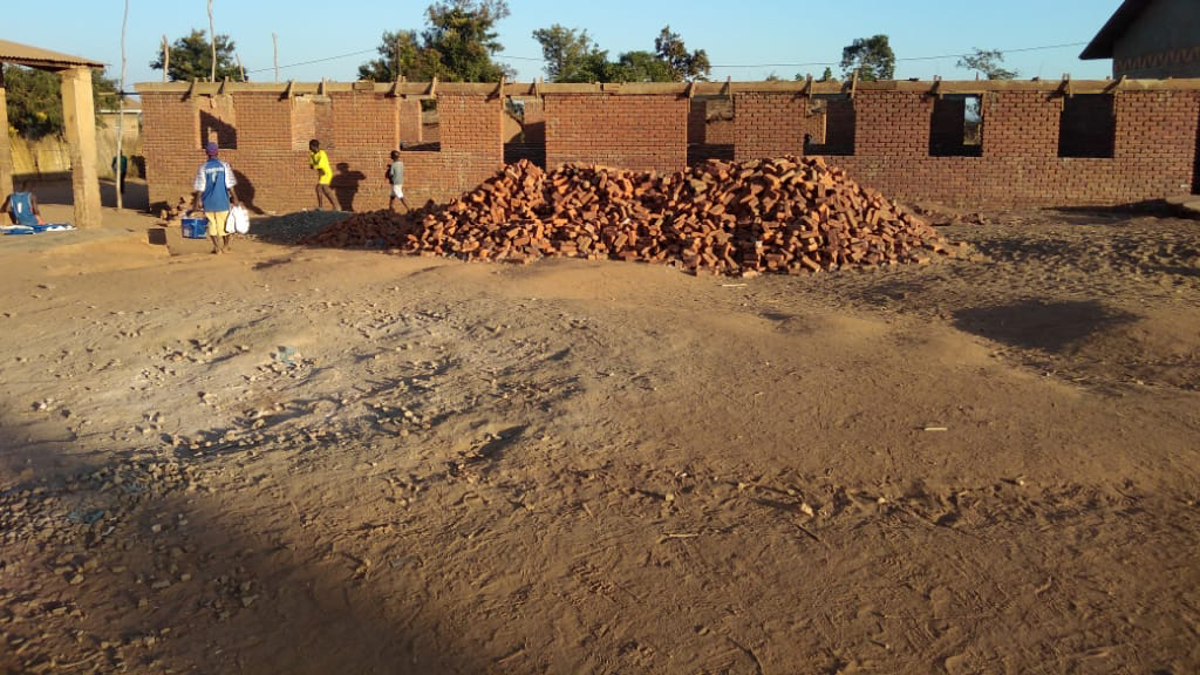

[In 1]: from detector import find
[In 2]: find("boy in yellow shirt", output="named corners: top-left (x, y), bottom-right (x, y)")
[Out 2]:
top-left (308, 139), bottom-right (337, 211)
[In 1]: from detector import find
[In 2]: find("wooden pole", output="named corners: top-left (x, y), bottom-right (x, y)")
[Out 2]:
top-left (208, 0), bottom-right (216, 82)
top-left (116, 0), bottom-right (129, 211)
top-left (237, 53), bottom-right (245, 82)
top-left (161, 35), bottom-right (169, 83)
top-left (273, 33), bottom-right (279, 83)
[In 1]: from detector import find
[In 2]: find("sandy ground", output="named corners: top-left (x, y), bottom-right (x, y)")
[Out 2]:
top-left (1, 178), bottom-right (1199, 674)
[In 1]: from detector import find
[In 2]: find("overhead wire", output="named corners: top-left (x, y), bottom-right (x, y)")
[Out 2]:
top-left (240, 40), bottom-right (1092, 78)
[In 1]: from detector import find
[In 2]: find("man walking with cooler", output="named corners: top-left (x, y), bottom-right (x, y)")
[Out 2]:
top-left (192, 142), bottom-right (239, 254)
top-left (309, 139), bottom-right (337, 211)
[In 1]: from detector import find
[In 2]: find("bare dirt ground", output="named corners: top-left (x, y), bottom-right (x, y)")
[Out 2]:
top-left (1, 178), bottom-right (1199, 674)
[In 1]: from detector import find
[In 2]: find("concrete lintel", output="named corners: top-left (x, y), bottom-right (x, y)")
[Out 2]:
top-left (135, 77), bottom-right (1200, 99)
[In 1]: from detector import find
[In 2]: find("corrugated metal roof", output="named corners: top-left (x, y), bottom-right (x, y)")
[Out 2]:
top-left (1081, 0), bottom-right (1154, 60)
top-left (0, 38), bottom-right (105, 70)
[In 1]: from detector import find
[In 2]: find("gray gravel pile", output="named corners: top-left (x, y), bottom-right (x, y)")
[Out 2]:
top-left (246, 210), bottom-right (353, 245)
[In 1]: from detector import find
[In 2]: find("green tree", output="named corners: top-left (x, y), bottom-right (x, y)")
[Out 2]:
top-left (3, 65), bottom-right (119, 139)
top-left (358, 30), bottom-right (427, 81)
top-left (611, 51), bottom-right (675, 82)
top-left (560, 50), bottom-right (617, 83)
top-left (421, 0), bottom-right (513, 82)
top-left (150, 29), bottom-right (243, 82)
top-left (529, 23), bottom-right (710, 83)
top-left (360, 1), bottom-right (512, 82)
top-left (840, 34), bottom-right (895, 81)
top-left (654, 26), bottom-right (711, 81)
top-left (532, 24), bottom-right (604, 82)
top-left (957, 48), bottom-right (1017, 80)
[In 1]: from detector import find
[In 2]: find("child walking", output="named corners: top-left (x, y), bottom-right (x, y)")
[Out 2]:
top-left (386, 150), bottom-right (411, 213)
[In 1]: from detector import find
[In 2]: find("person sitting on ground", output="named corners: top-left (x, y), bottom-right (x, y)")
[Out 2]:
top-left (2, 183), bottom-right (46, 226)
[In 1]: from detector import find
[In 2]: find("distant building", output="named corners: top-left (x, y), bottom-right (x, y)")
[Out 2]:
top-left (1081, 0), bottom-right (1200, 78)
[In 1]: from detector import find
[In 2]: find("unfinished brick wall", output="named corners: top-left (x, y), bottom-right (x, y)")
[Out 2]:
top-left (139, 88), bottom-right (504, 213)
top-left (546, 94), bottom-right (686, 173)
top-left (855, 91), bottom-right (932, 157)
top-left (733, 93), bottom-right (825, 160)
top-left (399, 101), bottom-right (422, 145)
top-left (140, 81), bottom-right (1200, 212)
top-left (731, 88), bottom-right (1200, 205)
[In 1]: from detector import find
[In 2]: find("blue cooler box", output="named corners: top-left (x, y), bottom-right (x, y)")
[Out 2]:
top-left (181, 217), bottom-right (208, 239)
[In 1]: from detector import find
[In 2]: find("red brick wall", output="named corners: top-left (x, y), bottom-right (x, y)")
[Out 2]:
top-left (399, 101), bottom-right (422, 145)
top-left (855, 91), bottom-right (931, 157)
top-left (730, 89), bottom-right (1200, 205)
top-left (141, 84), bottom-right (1200, 211)
top-left (141, 91), bottom-right (504, 212)
top-left (983, 91), bottom-right (1061, 157)
top-left (838, 90), bottom-right (1200, 205)
top-left (546, 94), bottom-right (686, 173)
top-left (733, 93), bottom-right (824, 160)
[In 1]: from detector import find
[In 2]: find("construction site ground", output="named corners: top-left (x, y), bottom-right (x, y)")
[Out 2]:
top-left (1, 179), bottom-right (1198, 674)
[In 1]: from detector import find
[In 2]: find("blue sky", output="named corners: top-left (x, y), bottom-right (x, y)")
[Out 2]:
top-left (15, 0), bottom-right (1120, 89)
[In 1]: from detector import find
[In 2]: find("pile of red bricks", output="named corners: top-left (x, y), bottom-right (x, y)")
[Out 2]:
top-left (303, 157), bottom-right (958, 276)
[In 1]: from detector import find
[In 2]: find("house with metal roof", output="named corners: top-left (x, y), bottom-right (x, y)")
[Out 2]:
top-left (1081, 0), bottom-right (1200, 78)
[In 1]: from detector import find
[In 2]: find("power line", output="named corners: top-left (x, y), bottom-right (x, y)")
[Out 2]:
top-left (241, 40), bottom-right (1090, 78)
top-left (493, 41), bottom-right (1090, 70)
top-left (705, 42), bottom-right (1090, 69)
top-left (244, 47), bottom-right (378, 75)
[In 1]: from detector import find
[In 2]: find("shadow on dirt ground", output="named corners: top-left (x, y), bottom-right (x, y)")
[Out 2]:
top-left (952, 300), bottom-right (1138, 354)
top-left (0, 416), bottom-right (471, 675)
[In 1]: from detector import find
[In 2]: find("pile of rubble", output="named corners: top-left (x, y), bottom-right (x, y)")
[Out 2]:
top-left (303, 157), bottom-right (960, 276)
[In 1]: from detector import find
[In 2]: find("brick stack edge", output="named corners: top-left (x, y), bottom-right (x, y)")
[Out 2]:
top-left (140, 86), bottom-right (1200, 215)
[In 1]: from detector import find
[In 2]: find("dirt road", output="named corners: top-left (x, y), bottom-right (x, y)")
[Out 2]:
top-left (1, 194), bottom-right (1198, 674)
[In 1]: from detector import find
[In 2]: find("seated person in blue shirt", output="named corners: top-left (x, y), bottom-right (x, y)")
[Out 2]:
top-left (2, 183), bottom-right (46, 226)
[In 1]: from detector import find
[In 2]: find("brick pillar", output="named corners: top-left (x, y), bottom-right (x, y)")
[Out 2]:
top-left (59, 66), bottom-right (102, 228)
top-left (982, 91), bottom-right (1060, 158)
top-left (854, 91), bottom-right (930, 157)
top-left (400, 100), bottom-right (422, 145)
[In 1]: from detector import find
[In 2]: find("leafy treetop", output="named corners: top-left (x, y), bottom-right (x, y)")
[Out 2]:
top-left (4, 65), bottom-right (120, 139)
top-left (150, 29), bottom-right (244, 82)
top-left (358, 0), bottom-right (514, 82)
top-left (840, 34), bottom-right (895, 81)
top-left (957, 48), bottom-right (1018, 80)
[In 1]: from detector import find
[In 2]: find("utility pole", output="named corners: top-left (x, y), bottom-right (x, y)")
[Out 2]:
top-left (116, 0), bottom-right (129, 211)
top-left (208, 0), bottom-right (216, 82)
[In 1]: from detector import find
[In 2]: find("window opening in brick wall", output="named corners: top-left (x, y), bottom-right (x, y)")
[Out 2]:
top-left (1058, 94), bottom-right (1115, 158)
top-left (929, 95), bottom-right (982, 157)
top-left (199, 109), bottom-right (238, 150)
top-left (405, 99), bottom-right (440, 152)
top-left (688, 97), bottom-right (734, 166)
top-left (505, 97), bottom-right (546, 167)
top-left (803, 95), bottom-right (855, 156)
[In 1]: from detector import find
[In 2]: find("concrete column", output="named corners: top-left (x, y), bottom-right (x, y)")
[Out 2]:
top-left (0, 68), bottom-right (13, 202)
top-left (59, 66), bottom-right (102, 228)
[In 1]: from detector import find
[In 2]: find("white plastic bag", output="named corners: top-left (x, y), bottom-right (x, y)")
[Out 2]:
top-left (226, 205), bottom-right (250, 234)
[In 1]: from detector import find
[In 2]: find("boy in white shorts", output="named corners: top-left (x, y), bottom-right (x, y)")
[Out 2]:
top-left (387, 150), bottom-right (411, 213)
